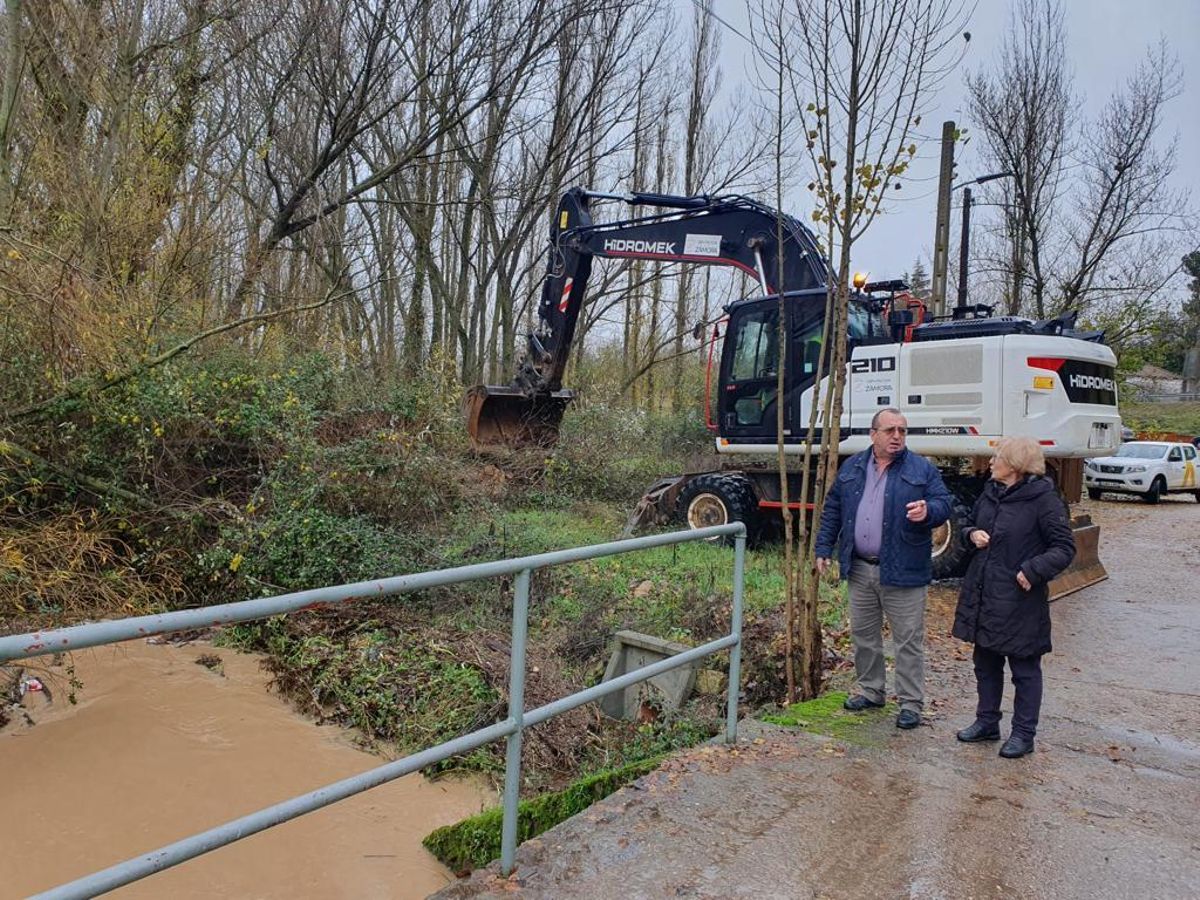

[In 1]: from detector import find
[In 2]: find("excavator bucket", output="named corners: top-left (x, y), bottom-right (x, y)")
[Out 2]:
top-left (1048, 514), bottom-right (1108, 601)
top-left (464, 384), bottom-right (575, 451)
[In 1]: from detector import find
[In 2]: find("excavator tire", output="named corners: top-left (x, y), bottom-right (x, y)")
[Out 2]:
top-left (675, 473), bottom-right (757, 544)
top-left (930, 501), bottom-right (973, 580)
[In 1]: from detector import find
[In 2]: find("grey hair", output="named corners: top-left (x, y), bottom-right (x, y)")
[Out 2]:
top-left (870, 407), bottom-right (905, 430)
top-left (994, 436), bottom-right (1046, 476)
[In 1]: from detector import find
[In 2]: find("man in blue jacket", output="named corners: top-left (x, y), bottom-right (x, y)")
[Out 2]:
top-left (815, 408), bottom-right (954, 729)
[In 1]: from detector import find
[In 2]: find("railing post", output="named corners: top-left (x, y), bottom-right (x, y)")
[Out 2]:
top-left (500, 568), bottom-right (532, 876)
top-left (725, 530), bottom-right (746, 744)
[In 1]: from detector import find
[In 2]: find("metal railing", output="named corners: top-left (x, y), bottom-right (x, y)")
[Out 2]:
top-left (1132, 390), bottom-right (1200, 403)
top-left (0, 523), bottom-right (747, 899)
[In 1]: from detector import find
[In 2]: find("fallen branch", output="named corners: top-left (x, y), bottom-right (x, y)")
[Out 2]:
top-left (0, 437), bottom-right (167, 514)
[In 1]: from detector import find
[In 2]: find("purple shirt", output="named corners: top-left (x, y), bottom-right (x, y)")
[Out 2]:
top-left (854, 457), bottom-right (890, 558)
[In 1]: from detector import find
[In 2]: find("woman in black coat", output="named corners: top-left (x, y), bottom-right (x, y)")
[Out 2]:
top-left (952, 437), bottom-right (1076, 758)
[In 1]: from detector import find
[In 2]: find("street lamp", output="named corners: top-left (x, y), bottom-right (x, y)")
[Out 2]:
top-left (952, 171), bottom-right (1012, 316)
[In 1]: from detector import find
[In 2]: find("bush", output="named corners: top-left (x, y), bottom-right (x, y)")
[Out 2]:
top-left (33, 352), bottom-right (336, 509)
top-left (540, 404), bottom-right (710, 504)
top-left (303, 431), bottom-right (463, 528)
top-left (197, 507), bottom-right (421, 596)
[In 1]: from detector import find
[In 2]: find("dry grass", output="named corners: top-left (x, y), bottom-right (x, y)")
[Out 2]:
top-left (0, 512), bottom-right (185, 632)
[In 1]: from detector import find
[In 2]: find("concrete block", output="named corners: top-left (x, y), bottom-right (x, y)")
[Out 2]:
top-left (598, 630), bottom-right (700, 721)
top-left (694, 669), bottom-right (727, 696)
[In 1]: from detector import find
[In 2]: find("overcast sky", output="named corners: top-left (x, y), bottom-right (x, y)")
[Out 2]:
top-left (703, 0), bottom-right (1199, 303)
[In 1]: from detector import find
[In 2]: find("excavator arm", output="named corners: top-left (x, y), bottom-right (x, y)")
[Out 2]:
top-left (466, 186), bottom-right (829, 449)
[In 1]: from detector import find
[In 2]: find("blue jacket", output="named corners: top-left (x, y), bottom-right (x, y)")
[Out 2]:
top-left (814, 448), bottom-right (954, 587)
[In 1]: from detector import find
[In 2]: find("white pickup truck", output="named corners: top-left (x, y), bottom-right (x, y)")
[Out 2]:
top-left (1084, 441), bottom-right (1200, 503)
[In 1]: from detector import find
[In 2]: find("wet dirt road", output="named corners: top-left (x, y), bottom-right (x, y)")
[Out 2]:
top-left (0, 641), bottom-right (494, 898)
top-left (439, 496), bottom-right (1200, 899)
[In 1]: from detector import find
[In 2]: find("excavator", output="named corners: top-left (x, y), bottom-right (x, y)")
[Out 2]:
top-left (466, 187), bottom-right (1116, 593)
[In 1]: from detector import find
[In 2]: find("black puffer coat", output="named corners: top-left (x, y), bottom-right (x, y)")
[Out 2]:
top-left (952, 476), bottom-right (1075, 657)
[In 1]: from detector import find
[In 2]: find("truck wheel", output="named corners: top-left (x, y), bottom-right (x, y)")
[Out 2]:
top-left (930, 501), bottom-right (973, 580)
top-left (1087, 488), bottom-right (1103, 501)
top-left (676, 473), bottom-right (757, 542)
top-left (1142, 476), bottom-right (1165, 504)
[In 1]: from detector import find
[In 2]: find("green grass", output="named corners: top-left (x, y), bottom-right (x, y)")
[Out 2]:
top-left (1121, 401), bottom-right (1200, 436)
top-left (760, 690), bottom-right (897, 746)
top-left (438, 504), bottom-right (845, 648)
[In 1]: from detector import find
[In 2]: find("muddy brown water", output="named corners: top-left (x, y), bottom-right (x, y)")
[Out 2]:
top-left (1, 640), bottom-right (495, 898)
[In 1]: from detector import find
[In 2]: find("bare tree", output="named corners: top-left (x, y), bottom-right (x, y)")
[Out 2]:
top-left (0, 0), bottom-right (25, 220)
top-left (1059, 42), bottom-right (1186, 315)
top-left (668, 0), bottom-right (721, 411)
top-left (751, 0), bottom-right (968, 701)
top-left (967, 4), bottom-right (1189, 329)
top-left (966, 0), bottom-right (1071, 316)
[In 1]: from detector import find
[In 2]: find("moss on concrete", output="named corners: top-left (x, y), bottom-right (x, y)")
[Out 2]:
top-left (423, 755), bottom-right (664, 874)
top-left (759, 690), bottom-right (897, 746)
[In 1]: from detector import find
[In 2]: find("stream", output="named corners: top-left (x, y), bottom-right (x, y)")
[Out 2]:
top-left (1, 640), bottom-right (495, 898)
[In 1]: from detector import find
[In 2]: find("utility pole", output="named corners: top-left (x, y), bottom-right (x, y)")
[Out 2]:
top-left (930, 120), bottom-right (956, 318)
top-left (956, 187), bottom-right (973, 312)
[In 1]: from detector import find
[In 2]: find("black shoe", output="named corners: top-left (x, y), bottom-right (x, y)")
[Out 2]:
top-left (896, 709), bottom-right (921, 729)
top-left (956, 721), bottom-right (1001, 743)
top-left (999, 734), bottom-right (1035, 758)
top-left (843, 694), bottom-right (885, 712)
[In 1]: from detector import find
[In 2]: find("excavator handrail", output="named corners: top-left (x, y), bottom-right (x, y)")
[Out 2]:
top-left (704, 316), bottom-right (729, 432)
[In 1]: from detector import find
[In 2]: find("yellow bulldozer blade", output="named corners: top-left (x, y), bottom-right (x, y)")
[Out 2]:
top-left (464, 385), bottom-right (574, 451)
top-left (1049, 514), bottom-right (1107, 601)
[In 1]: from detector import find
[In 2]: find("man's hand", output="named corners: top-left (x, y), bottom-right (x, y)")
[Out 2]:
top-left (970, 529), bottom-right (990, 549)
top-left (905, 499), bottom-right (928, 522)
top-left (1016, 570), bottom-right (1032, 591)
top-left (816, 557), bottom-right (831, 576)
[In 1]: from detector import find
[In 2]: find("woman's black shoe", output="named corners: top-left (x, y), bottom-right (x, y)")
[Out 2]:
top-left (999, 734), bottom-right (1035, 758)
top-left (956, 721), bottom-right (1001, 743)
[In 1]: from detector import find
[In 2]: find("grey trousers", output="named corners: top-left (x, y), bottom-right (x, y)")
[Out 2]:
top-left (847, 560), bottom-right (927, 712)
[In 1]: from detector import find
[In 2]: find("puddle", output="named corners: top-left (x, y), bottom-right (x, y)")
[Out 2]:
top-left (1, 640), bottom-right (495, 898)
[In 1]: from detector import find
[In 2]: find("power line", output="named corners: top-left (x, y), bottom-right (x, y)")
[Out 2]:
top-left (690, 0), bottom-right (755, 46)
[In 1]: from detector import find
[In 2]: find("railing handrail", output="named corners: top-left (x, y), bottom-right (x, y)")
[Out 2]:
top-left (0, 523), bottom-right (739, 664)
top-left (6, 523), bottom-right (748, 900)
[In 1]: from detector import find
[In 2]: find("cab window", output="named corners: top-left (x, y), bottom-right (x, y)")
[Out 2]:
top-left (848, 301), bottom-right (883, 341)
top-left (1184, 445), bottom-right (1196, 460)
top-left (729, 308), bottom-right (779, 381)
top-left (1168, 447), bottom-right (1183, 462)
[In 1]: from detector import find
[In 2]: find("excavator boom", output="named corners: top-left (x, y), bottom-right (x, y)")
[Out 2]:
top-left (466, 187), bottom-right (827, 451)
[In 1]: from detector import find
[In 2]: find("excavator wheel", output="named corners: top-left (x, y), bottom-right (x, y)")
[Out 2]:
top-left (930, 501), bottom-right (973, 580)
top-left (675, 474), bottom-right (757, 544)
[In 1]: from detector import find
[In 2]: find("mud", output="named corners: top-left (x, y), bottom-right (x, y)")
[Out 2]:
top-left (439, 495), bottom-right (1200, 899)
top-left (0, 640), bottom-right (495, 898)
